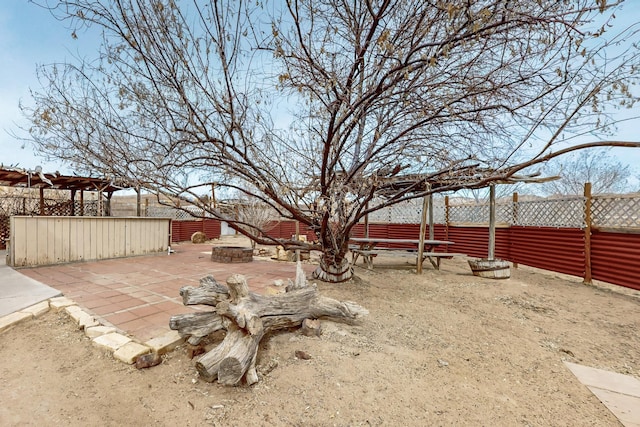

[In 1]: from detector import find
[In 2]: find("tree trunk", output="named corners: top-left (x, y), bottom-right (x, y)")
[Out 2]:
top-left (312, 251), bottom-right (353, 282)
top-left (170, 263), bottom-right (366, 386)
top-left (195, 323), bottom-right (264, 385)
top-left (168, 312), bottom-right (223, 345)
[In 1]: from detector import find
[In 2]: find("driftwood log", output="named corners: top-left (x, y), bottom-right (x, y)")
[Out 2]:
top-left (169, 262), bottom-right (367, 386)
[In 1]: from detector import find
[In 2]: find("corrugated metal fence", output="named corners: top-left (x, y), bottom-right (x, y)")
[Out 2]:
top-left (171, 219), bottom-right (221, 242)
top-left (168, 189), bottom-right (640, 291)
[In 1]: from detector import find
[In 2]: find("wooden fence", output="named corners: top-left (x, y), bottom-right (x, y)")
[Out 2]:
top-left (8, 216), bottom-right (170, 267)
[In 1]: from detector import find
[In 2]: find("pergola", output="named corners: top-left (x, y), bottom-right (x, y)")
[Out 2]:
top-left (373, 171), bottom-right (558, 273)
top-left (0, 167), bottom-right (127, 216)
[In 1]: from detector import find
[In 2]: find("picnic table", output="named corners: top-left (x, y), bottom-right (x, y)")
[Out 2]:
top-left (349, 237), bottom-right (464, 270)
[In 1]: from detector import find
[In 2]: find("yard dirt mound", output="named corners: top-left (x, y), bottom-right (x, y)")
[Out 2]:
top-left (1, 254), bottom-right (639, 426)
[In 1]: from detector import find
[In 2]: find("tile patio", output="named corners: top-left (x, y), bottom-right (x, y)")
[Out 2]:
top-left (19, 242), bottom-right (315, 342)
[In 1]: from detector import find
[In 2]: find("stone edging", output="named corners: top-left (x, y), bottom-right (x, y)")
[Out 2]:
top-left (0, 297), bottom-right (184, 365)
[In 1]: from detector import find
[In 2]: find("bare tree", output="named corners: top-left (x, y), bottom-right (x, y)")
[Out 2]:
top-left (22, 0), bottom-right (640, 281)
top-left (235, 194), bottom-right (280, 249)
top-left (541, 148), bottom-right (633, 195)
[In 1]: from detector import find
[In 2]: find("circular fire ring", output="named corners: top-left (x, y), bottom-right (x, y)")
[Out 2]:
top-left (211, 246), bottom-right (253, 263)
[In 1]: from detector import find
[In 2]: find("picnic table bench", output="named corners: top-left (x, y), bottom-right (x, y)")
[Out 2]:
top-left (349, 238), bottom-right (465, 270)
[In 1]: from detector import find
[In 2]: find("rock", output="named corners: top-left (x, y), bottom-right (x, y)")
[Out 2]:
top-left (437, 359), bottom-right (449, 367)
top-left (187, 343), bottom-right (206, 359)
top-left (256, 248), bottom-right (271, 257)
top-left (300, 318), bottom-right (322, 337)
top-left (272, 245), bottom-right (290, 261)
top-left (295, 350), bottom-right (312, 360)
top-left (191, 231), bottom-right (207, 244)
top-left (135, 352), bottom-right (162, 369)
top-left (258, 359), bottom-right (279, 376)
top-left (271, 246), bottom-right (310, 262)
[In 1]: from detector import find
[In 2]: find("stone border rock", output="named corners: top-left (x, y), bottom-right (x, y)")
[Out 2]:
top-left (0, 297), bottom-right (185, 366)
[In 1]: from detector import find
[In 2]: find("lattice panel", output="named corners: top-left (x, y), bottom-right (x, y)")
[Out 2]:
top-left (43, 200), bottom-right (73, 216)
top-left (0, 216), bottom-right (8, 248)
top-left (385, 199), bottom-right (422, 224)
top-left (137, 193), bottom-right (640, 229)
top-left (448, 202), bottom-right (512, 224)
top-left (146, 205), bottom-right (205, 220)
top-left (81, 201), bottom-right (99, 216)
top-left (449, 204), bottom-right (486, 223)
top-left (433, 204), bottom-right (446, 224)
top-left (514, 197), bottom-right (585, 228)
top-left (592, 196), bottom-right (640, 228)
top-left (0, 196), bottom-right (99, 217)
top-left (367, 198), bottom-right (446, 224)
top-left (0, 197), bottom-right (100, 249)
top-left (362, 205), bottom-right (389, 223)
top-left (0, 196), bottom-right (38, 216)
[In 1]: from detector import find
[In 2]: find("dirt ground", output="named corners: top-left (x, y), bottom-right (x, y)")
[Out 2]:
top-left (1, 248), bottom-right (639, 426)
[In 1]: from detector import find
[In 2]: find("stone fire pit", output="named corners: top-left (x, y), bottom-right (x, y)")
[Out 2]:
top-left (211, 246), bottom-right (253, 263)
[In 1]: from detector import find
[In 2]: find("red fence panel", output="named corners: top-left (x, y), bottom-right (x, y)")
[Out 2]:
top-left (171, 219), bottom-right (221, 242)
top-left (446, 226), bottom-right (487, 258)
top-left (509, 226), bottom-right (584, 277)
top-left (352, 223), bottom-right (365, 238)
top-left (366, 223), bottom-right (390, 241)
top-left (445, 226), bottom-right (510, 260)
top-left (172, 221), bottom-right (202, 242)
top-left (202, 219), bottom-right (222, 240)
top-left (271, 221), bottom-right (296, 239)
top-left (386, 223), bottom-right (421, 243)
top-left (264, 221), bottom-right (316, 242)
top-left (591, 230), bottom-right (640, 291)
top-left (171, 218), bottom-right (639, 291)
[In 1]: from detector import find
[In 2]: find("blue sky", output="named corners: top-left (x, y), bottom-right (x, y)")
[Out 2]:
top-left (1, 1), bottom-right (639, 184)
top-left (0, 0), bottom-right (100, 173)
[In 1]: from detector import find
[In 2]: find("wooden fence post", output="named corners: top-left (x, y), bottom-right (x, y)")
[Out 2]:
top-left (512, 192), bottom-right (518, 269)
top-left (70, 189), bottom-right (76, 216)
top-left (583, 182), bottom-right (593, 285)
top-left (488, 184), bottom-right (496, 260)
top-left (417, 194), bottom-right (429, 274)
top-left (444, 195), bottom-right (450, 242)
top-left (39, 187), bottom-right (45, 216)
top-left (364, 202), bottom-right (370, 238)
top-left (428, 194), bottom-right (434, 240)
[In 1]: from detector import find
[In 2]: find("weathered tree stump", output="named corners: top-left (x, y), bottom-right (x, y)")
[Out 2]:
top-left (170, 262), bottom-right (367, 386)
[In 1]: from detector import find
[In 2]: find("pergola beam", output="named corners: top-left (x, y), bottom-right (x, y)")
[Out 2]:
top-left (0, 167), bottom-right (125, 193)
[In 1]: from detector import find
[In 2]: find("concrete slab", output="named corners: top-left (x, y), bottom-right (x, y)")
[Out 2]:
top-left (0, 252), bottom-right (61, 318)
top-left (564, 361), bottom-right (640, 427)
top-left (564, 362), bottom-right (640, 397)
top-left (589, 387), bottom-right (640, 427)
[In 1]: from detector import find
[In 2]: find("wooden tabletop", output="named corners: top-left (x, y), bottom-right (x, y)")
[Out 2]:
top-left (350, 237), bottom-right (454, 245)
